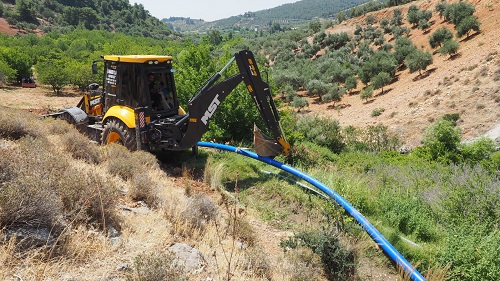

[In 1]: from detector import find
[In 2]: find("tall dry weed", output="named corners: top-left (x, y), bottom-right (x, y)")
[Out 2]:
top-left (0, 106), bottom-right (45, 140)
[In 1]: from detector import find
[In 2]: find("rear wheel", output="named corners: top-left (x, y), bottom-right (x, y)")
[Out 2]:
top-left (101, 119), bottom-right (137, 151)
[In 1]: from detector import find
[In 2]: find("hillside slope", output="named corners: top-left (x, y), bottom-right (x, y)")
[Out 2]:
top-left (164, 0), bottom-right (371, 32)
top-left (303, 0), bottom-right (499, 147)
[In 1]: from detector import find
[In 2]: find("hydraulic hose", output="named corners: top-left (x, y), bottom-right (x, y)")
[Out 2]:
top-left (197, 142), bottom-right (426, 281)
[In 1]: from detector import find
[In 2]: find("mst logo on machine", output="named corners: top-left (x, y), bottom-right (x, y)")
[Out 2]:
top-left (201, 94), bottom-right (220, 125)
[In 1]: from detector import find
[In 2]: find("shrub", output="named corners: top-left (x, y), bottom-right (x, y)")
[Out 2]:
top-left (440, 226), bottom-right (500, 281)
top-left (460, 137), bottom-right (497, 164)
top-left (285, 247), bottom-right (324, 281)
top-left (0, 136), bottom-right (120, 234)
top-left (419, 118), bottom-right (461, 162)
top-left (441, 113), bottom-right (460, 124)
top-left (287, 141), bottom-right (339, 167)
top-left (129, 251), bottom-right (188, 281)
top-left (295, 117), bottom-right (345, 153)
top-left (129, 172), bottom-right (161, 208)
top-left (101, 144), bottom-right (159, 180)
top-left (180, 193), bottom-right (218, 230)
top-left (0, 106), bottom-right (44, 140)
top-left (243, 248), bottom-right (272, 279)
top-left (281, 229), bottom-right (356, 280)
top-left (61, 128), bottom-right (100, 164)
top-left (371, 108), bottom-right (385, 117)
top-left (384, 197), bottom-right (438, 242)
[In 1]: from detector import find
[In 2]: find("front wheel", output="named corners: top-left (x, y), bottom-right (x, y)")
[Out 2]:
top-left (101, 119), bottom-right (137, 151)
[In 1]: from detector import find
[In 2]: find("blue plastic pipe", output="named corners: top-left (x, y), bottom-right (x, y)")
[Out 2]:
top-left (198, 142), bottom-right (426, 281)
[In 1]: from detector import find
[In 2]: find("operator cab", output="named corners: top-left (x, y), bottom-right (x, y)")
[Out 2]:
top-left (97, 55), bottom-right (181, 119)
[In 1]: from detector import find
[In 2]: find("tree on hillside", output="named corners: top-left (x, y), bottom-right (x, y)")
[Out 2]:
top-left (16, 0), bottom-right (38, 23)
top-left (407, 5), bottom-right (420, 27)
top-left (336, 12), bottom-right (347, 24)
top-left (359, 51), bottom-right (397, 85)
top-left (309, 20), bottom-right (321, 33)
top-left (306, 79), bottom-right (328, 101)
top-left (323, 83), bottom-right (344, 105)
top-left (391, 8), bottom-right (404, 26)
top-left (292, 96), bottom-right (309, 112)
top-left (207, 30), bottom-right (222, 45)
top-left (344, 75), bottom-right (358, 94)
top-left (435, 1), bottom-right (447, 20)
top-left (444, 1), bottom-right (475, 26)
top-left (405, 49), bottom-right (433, 76)
top-left (360, 85), bottom-right (373, 102)
top-left (394, 37), bottom-right (417, 65)
top-left (429, 27), bottom-right (453, 48)
top-left (438, 39), bottom-right (459, 58)
top-left (456, 16), bottom-right (480, 38)
top-left (370, 72), bottom-right (391, 95)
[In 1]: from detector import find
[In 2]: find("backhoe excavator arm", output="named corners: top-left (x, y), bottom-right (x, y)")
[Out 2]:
top-left (178, 50), bottom-right (290, 157)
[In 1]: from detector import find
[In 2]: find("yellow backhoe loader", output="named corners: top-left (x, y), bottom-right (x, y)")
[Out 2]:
top-left (44, 50), bottom-right (289, 157)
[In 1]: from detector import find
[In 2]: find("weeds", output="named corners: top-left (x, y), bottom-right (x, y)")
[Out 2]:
top-left (129, 172), bottom-right (161, 208)
top-left (180, 193), bottom-right (218, 231)
top-left (371, 108), bottom-right (385, 117)
top-left (61, 127), bottom-right (100, 164)
top-left (128, 251), bottom-right (188, 281)
top-left (281, 228), bottom-right (356, 281)
top-left (0, 106), bottom-right (44, 140)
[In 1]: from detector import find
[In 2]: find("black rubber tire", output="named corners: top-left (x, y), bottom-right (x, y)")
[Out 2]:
top-left (58, 112), bottom-right (88, 133)
top-left (101, 119), bottom-right (137, 151)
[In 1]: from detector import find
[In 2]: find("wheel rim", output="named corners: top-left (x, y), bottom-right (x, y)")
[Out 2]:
top-left (107, 131), bottom-right (123, 144)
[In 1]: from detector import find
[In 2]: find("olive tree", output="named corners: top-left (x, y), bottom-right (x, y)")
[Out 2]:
top-left (405, 49), bottom-right (433, 76)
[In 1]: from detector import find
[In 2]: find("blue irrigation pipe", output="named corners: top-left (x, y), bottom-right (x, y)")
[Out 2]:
top-left (198, 142), bottom-right (426, 281)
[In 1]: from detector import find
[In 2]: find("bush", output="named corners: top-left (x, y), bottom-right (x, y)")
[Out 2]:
top-left (287, 141), bottom-right (339, 167)
top-left (460, 137), bottom-right (497, 164)
top-left (61, 127), bottom-right (100, 164)
top-left (419, 118), bottom-right (461, 162)
top-left (295, 117), bottom-right (345, 153)
top-left (129, 251), bottom-right (188, 281)
top-left (0, 106), bottom-right (44, 140)
top-left (371, 108), bottom-right (385, 117)
top-left (129, 172), bottom-right (161, 208)
top-left (281, 229), bottom-right (356, 280)
top-left (0, 136), bottom-right (120, 234)
top-left (180, 193), bottom-right (218, 230)
top-left (102, 144), bottom-right (159, 180)
top-left (440, 226), bottom-right (500, 281)
top-left (384, 197), bottom-right (438, 242)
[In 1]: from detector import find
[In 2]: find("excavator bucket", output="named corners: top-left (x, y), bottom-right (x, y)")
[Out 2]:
top-left (253, 124), bottom-right (285, 157)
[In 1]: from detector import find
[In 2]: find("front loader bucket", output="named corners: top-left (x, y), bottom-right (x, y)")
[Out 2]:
top-left (253, 125), bottom-right (284, 157)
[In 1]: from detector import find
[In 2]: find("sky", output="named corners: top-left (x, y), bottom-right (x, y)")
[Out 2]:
top-left (129, 0), bottom-right (299, 22)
